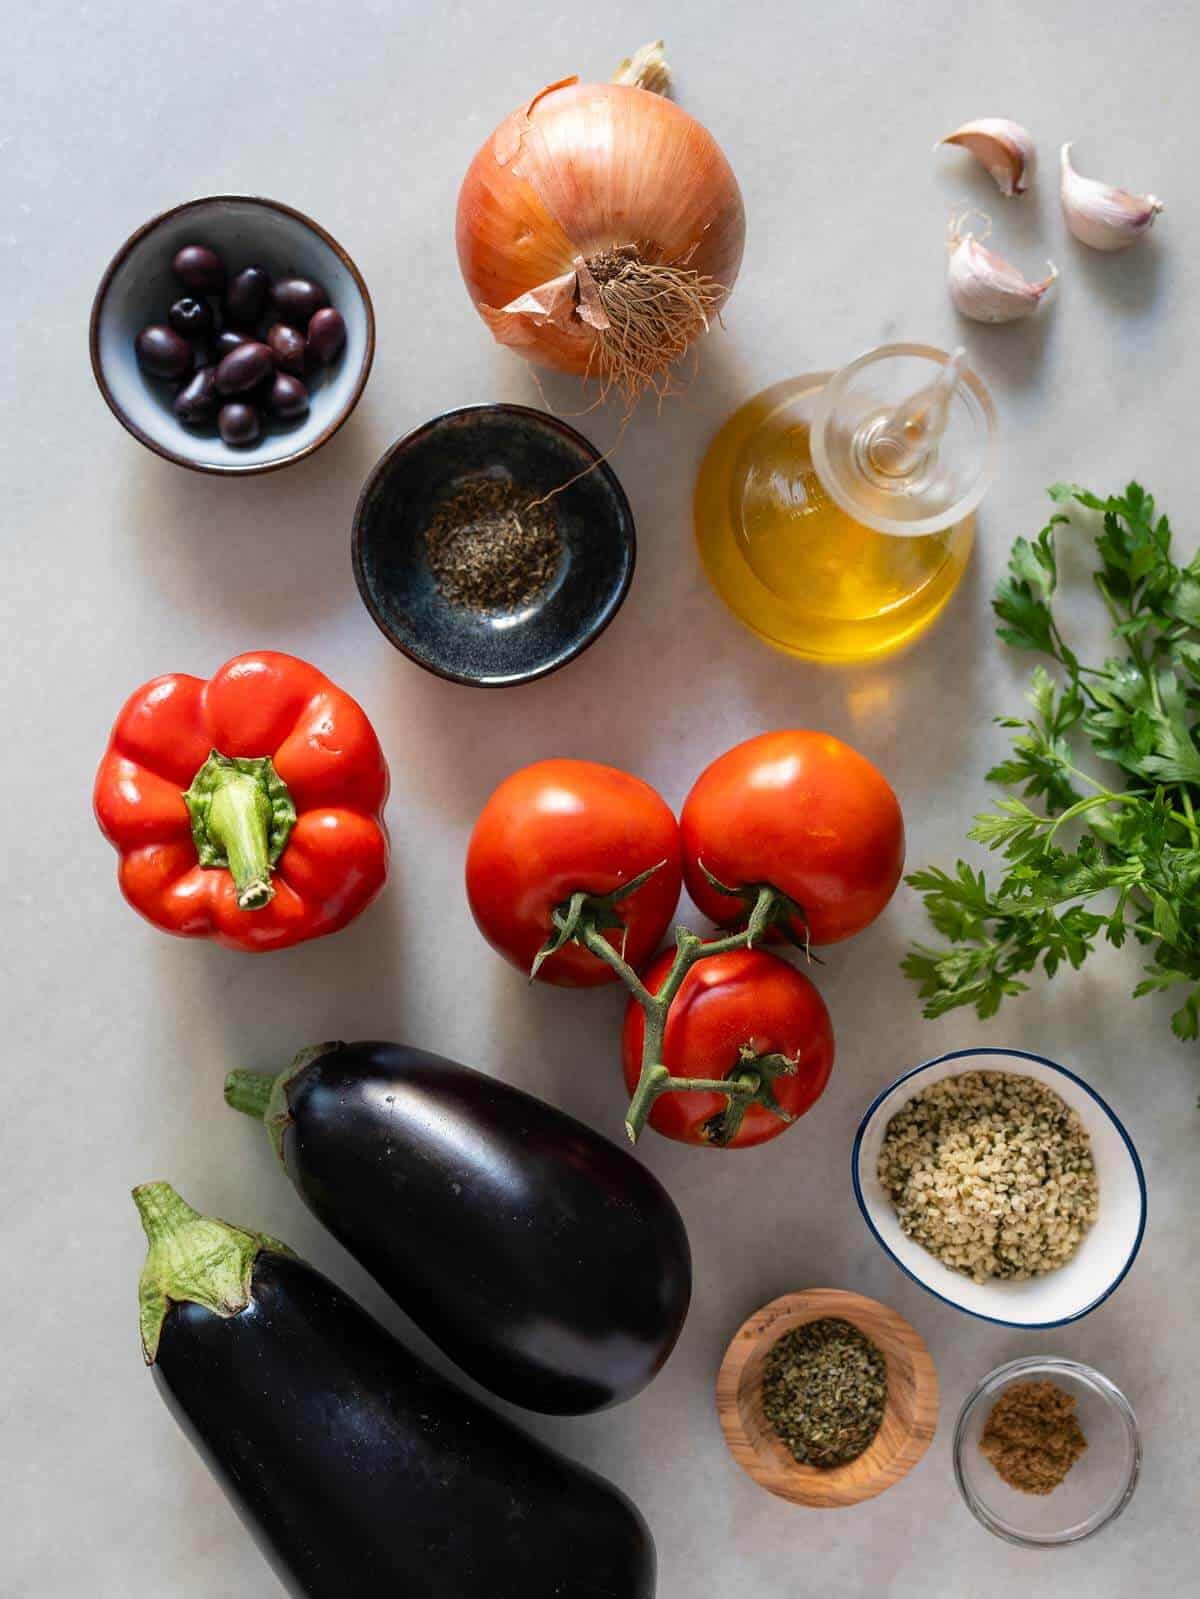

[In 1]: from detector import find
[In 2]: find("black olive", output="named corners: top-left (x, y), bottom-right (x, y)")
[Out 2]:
top-left (218, 402), bottom-right (261, 446)
top-left (268, 372), bottom-right (310, 419)
top-left (172, 244), bottom-right (226, 293)
top-left (266, 322), bottom-right (307, 377)
top-left (215, 329), bottom-right (254, 358)
top-left (167, 297), bottom-right (215, 339)
top-left (215, 341), bottom-right (275, 396)
top-left (135, 324), bottom-right (193, 380)
top-left (306, 307), bottom-right (346, 366)
top-left (225, 266), bottom-right (271, 328)
top-left (270, 275), bottom-right (328, 326)
top-left (174, 367), bottom-right (219, 427)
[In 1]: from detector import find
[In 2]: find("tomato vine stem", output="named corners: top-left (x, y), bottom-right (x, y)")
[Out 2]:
top-left (547, 881), bottom-right (802, 1143)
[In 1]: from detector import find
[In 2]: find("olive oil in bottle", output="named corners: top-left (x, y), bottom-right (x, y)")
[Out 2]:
top-left (695, 346), bottom-right (998, 662)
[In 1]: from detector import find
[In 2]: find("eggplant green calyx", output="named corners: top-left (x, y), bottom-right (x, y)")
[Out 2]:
top-left (531, 860), bottom-right (669, 981)
top-left (183, 750), bottom-right (296, 912)
top-left (224, 1043), bottom-right (344, 1166)
top-left (133, 1181), bottom-right (294, 1365)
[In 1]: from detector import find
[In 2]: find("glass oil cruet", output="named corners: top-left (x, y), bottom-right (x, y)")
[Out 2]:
top-left (694, 344), bottom-right (1000, 661)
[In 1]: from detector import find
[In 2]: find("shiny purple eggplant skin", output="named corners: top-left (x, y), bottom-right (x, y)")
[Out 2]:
top-left (250, 1041), bottom-right (692, 1414)
top-left (154, 1250), bottom-right (655, 1599)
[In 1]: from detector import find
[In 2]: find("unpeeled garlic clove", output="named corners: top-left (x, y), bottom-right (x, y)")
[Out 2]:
top-left (1060, 143), bottom-right (1163, 251)
top-left (939, 119), bottom-right (1036, 196)
top-left (947, 216), bottom-right (1057, 323)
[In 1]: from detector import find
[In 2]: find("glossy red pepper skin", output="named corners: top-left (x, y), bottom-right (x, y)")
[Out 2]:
top-left (94, 651), bottom-right (390, 952)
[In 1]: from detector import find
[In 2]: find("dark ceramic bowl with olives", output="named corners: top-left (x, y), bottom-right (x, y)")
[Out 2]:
top-left (352, 405), bottom-right (636, 687)
top-left (90, 195), bottom-right (374, 475)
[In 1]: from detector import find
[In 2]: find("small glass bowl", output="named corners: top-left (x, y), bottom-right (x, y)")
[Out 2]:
top-left (954, 1357), bottom-right (1140, 1547)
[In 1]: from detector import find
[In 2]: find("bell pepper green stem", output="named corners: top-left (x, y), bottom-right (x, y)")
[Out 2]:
top-left (182, 751), bottom-right (297, 913)
top-left (210, 775), bottom-right (274, 908)
top-left (132, 1181), bottom-right (294, 1366)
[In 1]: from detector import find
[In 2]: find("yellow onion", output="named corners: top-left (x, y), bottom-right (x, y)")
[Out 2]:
top-left (456, 65), bottom-right (745, 404)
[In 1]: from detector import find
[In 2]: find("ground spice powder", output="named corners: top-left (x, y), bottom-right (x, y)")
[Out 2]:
top-left (760, 1317), bottom-right (888, 1469)
top-left (425, 477), bottom-right (561, 614)
top-left (979, 1379), bottom-right (1087, 1494)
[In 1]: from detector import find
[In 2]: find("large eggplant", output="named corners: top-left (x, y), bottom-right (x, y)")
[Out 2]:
top-left (134, 1183), bottom-right (656, 1599)
top-left (224, 1040), bottom-right (691, 1415)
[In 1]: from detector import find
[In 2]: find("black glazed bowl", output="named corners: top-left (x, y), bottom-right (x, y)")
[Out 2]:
top-left (352, 405), bottom-right (636, 687)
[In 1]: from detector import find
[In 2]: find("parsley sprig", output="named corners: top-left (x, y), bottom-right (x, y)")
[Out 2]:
top-left (904, 483), bottom-right (1200, 1042)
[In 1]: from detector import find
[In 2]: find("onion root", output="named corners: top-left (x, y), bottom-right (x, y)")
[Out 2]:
top-left (584, 249), bottom-right (725, 407)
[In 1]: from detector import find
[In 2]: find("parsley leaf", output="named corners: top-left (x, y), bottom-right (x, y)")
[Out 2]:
top-left (905, 484), bottom-right (1200, 1049)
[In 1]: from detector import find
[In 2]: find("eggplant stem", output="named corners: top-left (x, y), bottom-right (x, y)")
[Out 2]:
top-left (132, 1181), bottom-right (294, 1365)
top-left (222, 1045), bottom-right (341, 1166)
top-left (225, 1069), bottom-right (275, 1121)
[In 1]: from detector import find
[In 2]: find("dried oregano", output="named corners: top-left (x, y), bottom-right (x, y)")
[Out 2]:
top-left (425, 476), bottom-right (561, 614)
top-left (761, 1317), bottom-right (887, 1469)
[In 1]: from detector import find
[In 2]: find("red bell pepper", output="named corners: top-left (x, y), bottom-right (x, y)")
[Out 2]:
top-left (94, 651), bottom-right (390, 952)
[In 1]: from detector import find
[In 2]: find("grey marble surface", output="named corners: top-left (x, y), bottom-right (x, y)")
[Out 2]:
top-left (3, 1), bottom-right (1194, 1594)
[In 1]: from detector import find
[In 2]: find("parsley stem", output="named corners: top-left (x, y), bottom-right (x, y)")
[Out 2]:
top-left (1045, 792), bottom-right (1134, 840)
top-left (1050, 761), bottom-right (1197, 841)
top-left (1056, 758), bottom-right (1119, 800)
top-left (1178, 790), bottom-right (1199, 845)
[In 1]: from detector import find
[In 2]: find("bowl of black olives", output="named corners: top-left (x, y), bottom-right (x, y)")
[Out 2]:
top-left (90, 195), bottom-right (374, 475)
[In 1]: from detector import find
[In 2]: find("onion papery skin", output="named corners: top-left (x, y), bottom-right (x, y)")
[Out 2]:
top-left (456, 79), bottom-right (746, 377)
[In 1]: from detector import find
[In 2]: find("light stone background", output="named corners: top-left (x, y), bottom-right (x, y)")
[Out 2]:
top-left (3, 2), bottom-right (1194, 1594)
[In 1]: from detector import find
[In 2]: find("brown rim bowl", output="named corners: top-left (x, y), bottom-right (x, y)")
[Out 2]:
top-left (89, 194), bottom-right (375, 475)
top-left (716, 1288), bottom-right (939, 1508)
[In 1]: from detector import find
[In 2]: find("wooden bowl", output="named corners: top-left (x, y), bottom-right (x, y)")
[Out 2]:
top-left (716, 1288), bottom-right (938, 1508)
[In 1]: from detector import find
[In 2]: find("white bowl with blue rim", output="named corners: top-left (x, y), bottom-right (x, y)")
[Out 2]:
top-left (852, 1047), bottom-right (1146, 1328)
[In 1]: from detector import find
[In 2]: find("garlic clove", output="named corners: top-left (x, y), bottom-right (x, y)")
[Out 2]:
top-left (939, 119), bottom-right (1036, 196)
top-left (947, 217), bottom-right (1057, 323)
top-left (1060, 143), bottom-right (1163, 251)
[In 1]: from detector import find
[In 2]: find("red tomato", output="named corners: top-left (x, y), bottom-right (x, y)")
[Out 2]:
top-left (466, 759), bottom-right (682, 988)
top-left (621, 947), bottom-right (834, 1147)
top-left (680, 730), bottom-right (904, 946)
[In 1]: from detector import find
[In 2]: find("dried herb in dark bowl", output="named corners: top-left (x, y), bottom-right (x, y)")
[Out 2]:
top-left (351, 402), bottom-right (635, 688)
top-left (426, 476), bottom-right (561, 615)
top-left (761, 1317), bottom-right (887, 1469)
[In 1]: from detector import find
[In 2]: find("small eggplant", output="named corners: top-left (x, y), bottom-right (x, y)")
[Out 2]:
top-left (134, 1183), bottom-right (656, 1599)
top-left (224, 1040), bottom-right (692, 1415)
